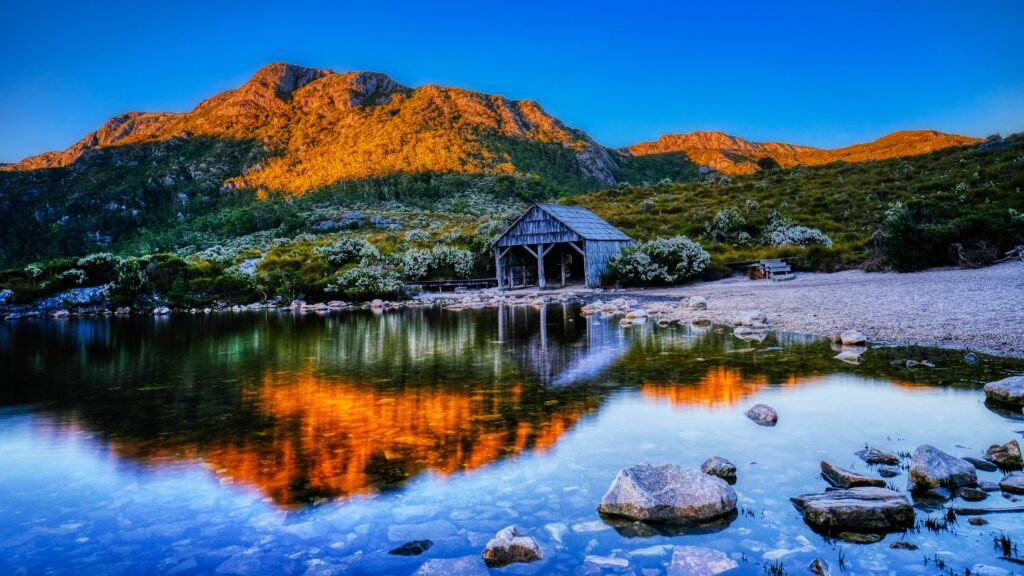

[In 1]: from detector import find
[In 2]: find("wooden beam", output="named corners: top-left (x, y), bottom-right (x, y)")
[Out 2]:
top-left (541, 243), bottom-right (555, 257)
top-left (560, 251), bottom-right (566, 287)
top-left (522, 245), bottom-right (538, 258)
top-left (567, 241), bottom-right (585, 256)
top-left (494, 250), bottom-right (504, 289)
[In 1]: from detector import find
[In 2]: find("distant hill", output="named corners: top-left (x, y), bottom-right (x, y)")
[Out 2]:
top-left (625, 130), bottom-right (981, 175)
top-left (4, 62), bottom-right (618, 193)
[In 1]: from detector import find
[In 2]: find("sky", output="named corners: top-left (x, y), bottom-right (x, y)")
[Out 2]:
top-left (1, 0), bottom-right (1022, 162)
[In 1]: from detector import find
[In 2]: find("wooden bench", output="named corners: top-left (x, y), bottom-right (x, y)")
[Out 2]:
top-left (738, 258), bottom-right (795, 281)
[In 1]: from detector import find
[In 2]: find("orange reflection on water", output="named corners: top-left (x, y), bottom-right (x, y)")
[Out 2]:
top-left (641, 367), bottom-right (771, 407)
top-left (192, 371), bottom-right (596, 506)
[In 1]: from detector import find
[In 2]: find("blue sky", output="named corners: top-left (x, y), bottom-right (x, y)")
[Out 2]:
top-left (1, 0), bottom-right (1022, 162)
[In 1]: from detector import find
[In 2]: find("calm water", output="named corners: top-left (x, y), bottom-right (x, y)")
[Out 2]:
top-left (1, 305), bottom-right (1023, 575)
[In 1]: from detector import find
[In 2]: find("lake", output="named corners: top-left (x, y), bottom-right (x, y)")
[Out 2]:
top-left (1, 304), bottom-right (1023, 575)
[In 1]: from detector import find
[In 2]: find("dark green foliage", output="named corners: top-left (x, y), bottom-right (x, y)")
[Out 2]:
top-left (615, 151), bottom-right (701, 185)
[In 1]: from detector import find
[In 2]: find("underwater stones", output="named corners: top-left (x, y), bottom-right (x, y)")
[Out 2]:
top-left (744, 404), bottom-right (778, 426)
top-left (856, 447), bottom-right (900, 465)
top-left (667, 546), bottom-right (737, 576)
top-left (791, 487), bottom-right (914, 532)
top-left (908, 445), bottom-right (977, 491)
top-left (413, 556), bottom-right (489, 576)
top-left (956, 487), bottom-right (989, 501)
top-left (821, 461), bottom-right (886, 489)
top-left (984, 376), bottom-right (1024, 405)
top-left (1001, 471), bottom-right (1024, 494)
top-left (833, 350), bottom-right (862, 364)
top-left (985, 440), bottom-right (1023, 470)
top-left (964, 456), bottom-right (999, 472)
top-left (597, 463), bottom-right (737, 522)
top-left (809, 557), bottom-right (832, 575)
top-left (889, 541), bottom-right (918, 550)
top-left (700, 456), bottom-right (737, 484)
top-left (481, 525), bottom-right (541, 567)
top-left (839, 329), bottom-right (868, 346)
top-left (878, 466), bottom-right (901, 478)
top-left (978, 480), bottom-right (1001, 492)
top-left (389, 540), bottom-right (433, 556)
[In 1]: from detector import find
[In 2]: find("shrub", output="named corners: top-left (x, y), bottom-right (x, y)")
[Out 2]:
top-left (404, 229), bottom-right (431, 243)
top-left (326, 267), bottom-right (405, 300)
top-left (401, 246), bottom-right (475, 279)
top-left (314, 238), bottom-right (380, 266)
top-left (608, 236), bottom-right (710, 286)
top-left (761, 213), bottom-right (833, 247)
top-left (106, 258), bottom-right (149, 307)
top-left (704, 208), bottom-right (748, 243)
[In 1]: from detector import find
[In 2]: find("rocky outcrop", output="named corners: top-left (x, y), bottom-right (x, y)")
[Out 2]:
top-left (984, 376), bottom-right (1024, 405)
top-left (700, 457), bottom-right (737, 484)
top-left (821, 461), bottom-right (885, 489)
top-left (908, 445), bottom-right (977, 491)
top-left (985, 440), bottom-right (1023, 470)
top-left (791, 487), bottom-right (914, 531)
top-left (481, 525), bottom-right (541, 567)
top-left (598, 464), bottom-right (737, 522)
top-left (744, 404), bottom-right (778, 426)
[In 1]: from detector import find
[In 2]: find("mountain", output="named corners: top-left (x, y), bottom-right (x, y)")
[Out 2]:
top-left (625, 130), bottom-right (981, 175)
top-left (4, 62), bottom-right (618, 192)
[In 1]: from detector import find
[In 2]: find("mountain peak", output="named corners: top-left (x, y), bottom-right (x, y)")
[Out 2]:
top-left (245, 62), bottom-right (333, 98)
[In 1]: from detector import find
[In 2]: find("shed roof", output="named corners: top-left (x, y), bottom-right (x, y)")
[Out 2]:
top-left (532, 204), bottom-right (631, 241)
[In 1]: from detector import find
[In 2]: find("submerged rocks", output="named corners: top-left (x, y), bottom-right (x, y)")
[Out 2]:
top-left (856, 447), bottom-right (900, 465)
top-left (481, 525), bottom-right (541, 567)
top-left (598, 464), bottom-right (737, 522)
top-left (878, 466), bottom-right (901, 478)
top-left (809, 558), bottom-right (832, 576)
top-left (744, 404), bottom-right (778, 426)
top-left (908, 445), bottom-right (977, 491)
top-left (667, 546), bottom-right (737, 576)
top-left (984, 376), bottom-right (1024, 405)
top-left (700, 457), bottom-right (737, 484)
top-left (821, 461), bottom-right (885, 489)
top-left (985, 440), bottom-right (1023, 470)
top-left (1000, 471), bottom-right (1024, 494)
top-left (791, 487), bottom-right (914, 532)
top-left (956, 487), bottom-right (989, 501)
top-left (964, 456), bottom-right (999, 472)
top-left (389, 540), bottom-right (433, 556)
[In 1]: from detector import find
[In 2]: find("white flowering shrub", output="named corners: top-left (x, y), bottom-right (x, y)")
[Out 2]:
top-left (106, 258), bottom-right (149, 306)
top-left (24, 265), bottom-right (43, 279)
top-left (404, 229), bottom-right (431, 243)
top-left (325, 267), bottom-right (404, 300)
top-left (761, 213), bottom-right (833, 247)
top-left (315, 238), bottom-right (380, 266)
top-left (401, 246), bottom-right (475, 279)
top-left (58, 269), bottom-right (87, 285)
top-left (704, 208), bottom-right (748, 243)
top-left (608, 236), bottom-right (710, 286)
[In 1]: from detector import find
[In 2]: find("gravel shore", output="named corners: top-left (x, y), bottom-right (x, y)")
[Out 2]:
top-left (611, 262), bottom-right (1024, 359)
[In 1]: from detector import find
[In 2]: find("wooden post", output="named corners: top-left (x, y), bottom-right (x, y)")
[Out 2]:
top-left (494, 248), bottom-right (503, 289)
top-left (560, 248), bottom-right (566, 287)
top-left (537, 243), bottom-right (546, 288)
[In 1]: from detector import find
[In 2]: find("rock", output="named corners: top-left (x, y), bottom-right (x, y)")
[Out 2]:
top-left (833, 350), bottom-right (862, 364)
top-left (733, 310), bottom-right (766, 326)
top-left (889, 541), bottom-right (918, 550)
top-left (744, 404), bottom-right (778, 426)
top-left (370, 299), bottom-right (385, 309)
top-left (1000, 471), bottom-right (1024, 494)
top-left (908, 445), bottom-right (977, 491)
top-left (389, 540), bottom-right (433, 556)
top-left (856, 447), bottom-right (900, 465)
top-left (979, 480), bottom-right (1000, 492)
top-left (985, 440), bottom-right (1023, 470)
top-left (809, 557), bottom-right (832, 576)
top-left (584, 556), bottom-right (629, 569)
top-left (968, 517), bottom-right (989, 526)
top-left (878, 466), bottom-right (901, 478)
top-left (687, 296), bottom-right (708, 311)
top-left (114, 306), bottom-right (131, 315)
top-left (836, 531), bottom-right (883, 543)
top-left (984, 376), bottom-right (1024, 405)
top-left (413, 556), bottom-right (489, 576)
top-left (964, 352), bottom-right (979, 363)
top-left (597, 463), bottom-right (737, 522)
top-left (964, 456), bottom-right (999, 472)
top-left (840, 329), bottom-right (868, 345)
top-left (482, 525), bottom-right (541, 567)
top-left (956, 487), bottom-right (988, 501)
top-left (821, 461), bottom-right (885, 489)
top-left (288, 300), bottom-right (306, 310)
top-left (700, 457), bottom-right (737, 484)
top-left (51, 309), bottom-right (70, 318)
top-left (790, 487), bottom-right (915, 531)
top-left (153, 306), bottom-right (171, 315)
top-left (917, 486), bottom-right (953, 501)
top-left (667, 546), bottom-right (737, 576)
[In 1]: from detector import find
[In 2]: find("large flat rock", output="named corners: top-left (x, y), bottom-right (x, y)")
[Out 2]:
top-left (984, 376), bottom-right (1024, 405)
top-left (791, 487), bottom-right (914, 531)
top-left (598, 463), bottom-right (737, 522)
top-left (908, 444), bottom-right (976, 491)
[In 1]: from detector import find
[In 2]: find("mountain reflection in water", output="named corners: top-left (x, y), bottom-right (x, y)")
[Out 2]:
top-left (1, 304), bottom-right (1014, 508)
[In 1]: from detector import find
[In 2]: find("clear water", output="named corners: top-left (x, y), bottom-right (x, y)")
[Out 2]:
top-left (1, 305), bottom-right (1023, 575)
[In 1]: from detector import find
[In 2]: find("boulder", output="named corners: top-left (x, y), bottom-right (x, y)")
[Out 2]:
top-left (1001, 471), bottom-right (1024, 494)
top-left (667, 546), bottom-right (737, 576)
top-left (908, 445), bottom-right (976, 491)
top-left (856, 447), bottom-right (900, 465)
top-left (482, 525), bottom-right (541, 567)
top-left (956, 487), bottom-right (988, 501)
top-left (370, 299), bottom-right (385, 309)
top-left (878, 466), bottom-right (901, 478)
top-left (840, 330), bottom-right (868, 345)
top-left (791, 487), bottom-right (914, 531)
top-left (985, 440), bottom-right (1023, 470)
top-left (964, 456), bottom-right (999, 472)
top-left (978, 480), bottom-right (1000, 492)
top-left (598, 464), bottom-right (737, 522)
top-left (700, 457), bottom-right (737, 484)
top-left (984, 376), bottom-right (1024, 405)
top-left (821, 461), bottom-right (885, 489)
top-left (153, 306), bottom-right (171, 315)
top-left (744, 404), bottom-right (778, 426)
top-left (733, 310), bottom-right (766, 326)
top-left (687, 296), bottom-right (708, 311)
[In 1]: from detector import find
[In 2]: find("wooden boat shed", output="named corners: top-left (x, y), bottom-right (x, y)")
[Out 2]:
top-left (492, 204), bottom-right (633, 289)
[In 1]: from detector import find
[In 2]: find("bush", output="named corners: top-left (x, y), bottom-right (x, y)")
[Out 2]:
top-left (106, 258), bottom-right (149, 307)
top-left (761, 213), bottom-right (833, 247)
top-left (314, 237), bottom-right (380, 266)
top-left (326, 267), bottom-right (405, 301)
top-left (401, 246), bottom-right (475, 279)
top-left (704, 208), bottom-right (748, 243)
top-left (608, 236), bottom-right (710, 286)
